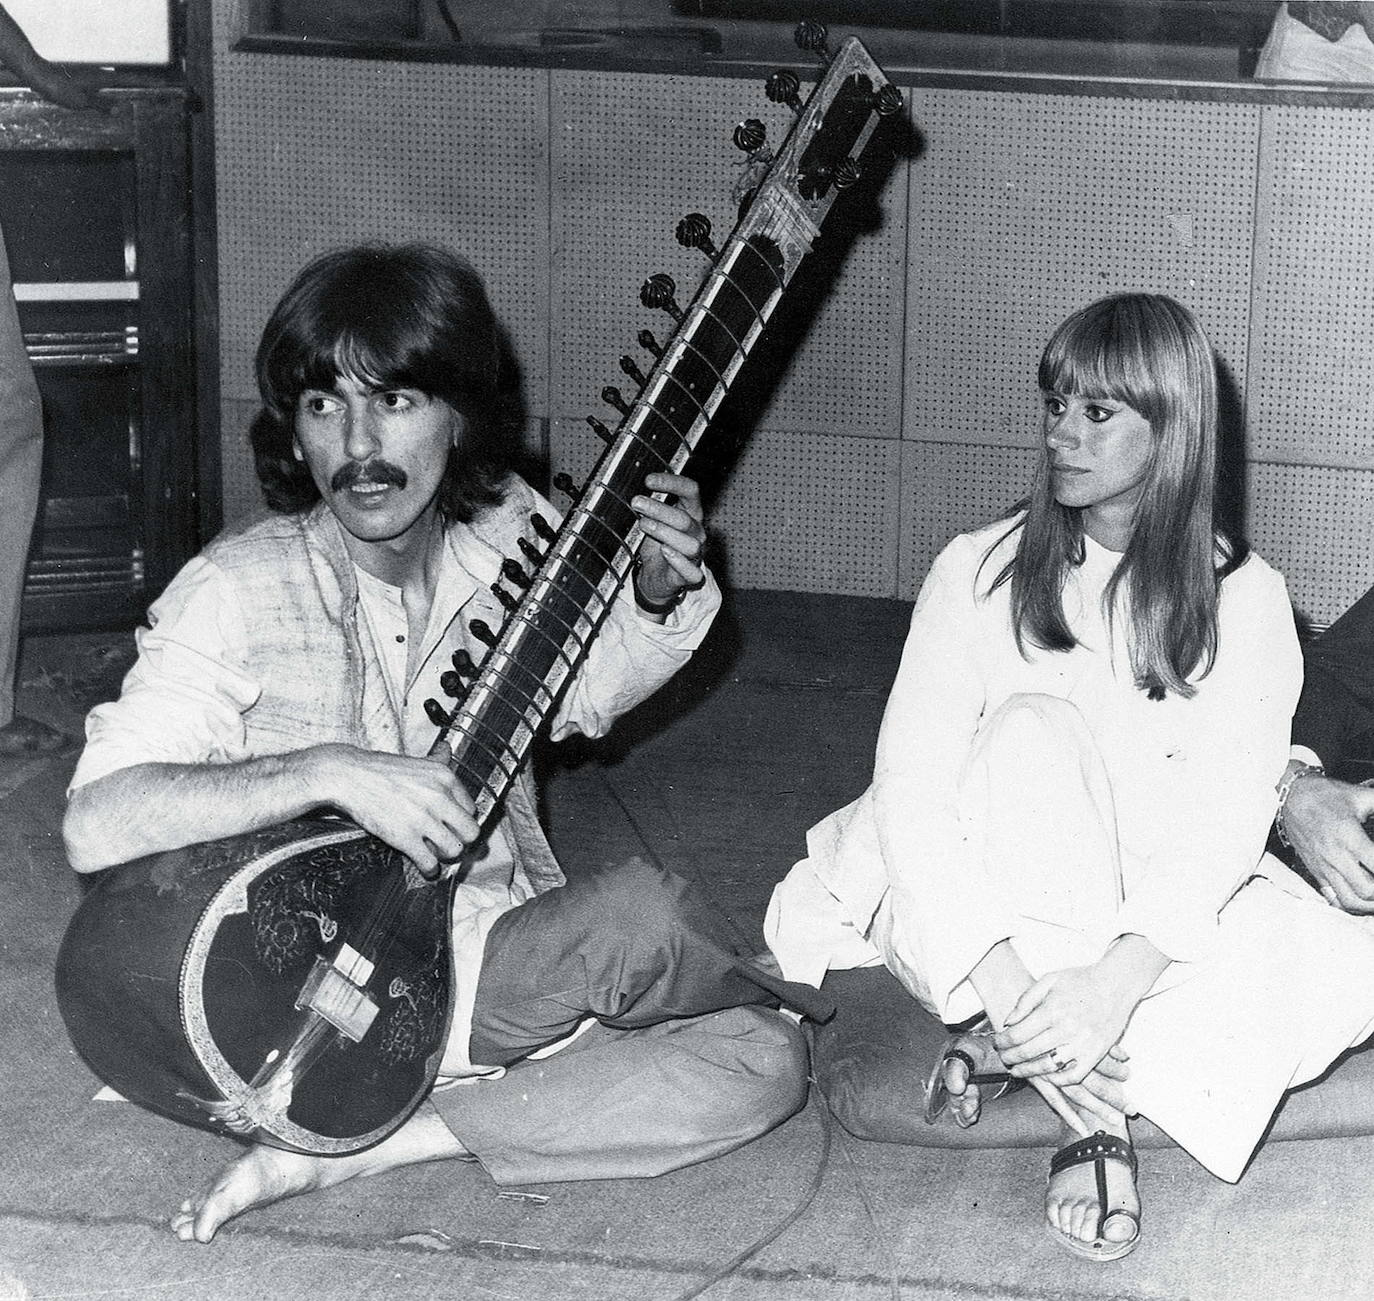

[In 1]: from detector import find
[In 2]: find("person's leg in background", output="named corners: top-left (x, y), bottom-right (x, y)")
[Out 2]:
top-left (0, 218), bottom-right (63, 756)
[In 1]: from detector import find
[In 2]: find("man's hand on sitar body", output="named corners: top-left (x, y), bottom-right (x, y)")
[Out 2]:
top-left (63, 745), bottom-right (479, 878)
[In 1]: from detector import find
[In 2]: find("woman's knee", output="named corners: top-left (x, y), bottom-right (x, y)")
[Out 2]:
top-left (982, 692), bottom-right (1088, 755)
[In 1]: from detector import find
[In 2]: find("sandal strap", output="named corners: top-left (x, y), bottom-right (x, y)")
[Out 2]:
top-left (1048, 1131), bottom-right (1137, 1178)
top-left (942, 1047), bottom-right (1015, 1087)
top-left (1049, 1131), bottom-right (1139, 1246)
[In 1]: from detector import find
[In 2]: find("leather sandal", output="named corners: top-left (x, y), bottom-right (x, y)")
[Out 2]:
top-left (1046, 1130), bottom-right (1141, 1261)
top-left (922, 1022), bottom-right (1026, 1127)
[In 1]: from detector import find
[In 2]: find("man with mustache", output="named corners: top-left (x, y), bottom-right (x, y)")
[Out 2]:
top-left (60, 243), bottom-right (815, 1242)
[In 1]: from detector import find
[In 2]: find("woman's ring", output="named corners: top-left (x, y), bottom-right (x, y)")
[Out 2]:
top-left (1049, 1049), bottom-right (1065, 1071)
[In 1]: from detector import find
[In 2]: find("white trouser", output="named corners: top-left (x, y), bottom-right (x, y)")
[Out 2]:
top-left (836, 693), bottom-right (1374, 1180)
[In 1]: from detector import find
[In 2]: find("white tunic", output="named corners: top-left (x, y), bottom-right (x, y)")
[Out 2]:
top-left (768, 517), bottom-right (1374, 1180)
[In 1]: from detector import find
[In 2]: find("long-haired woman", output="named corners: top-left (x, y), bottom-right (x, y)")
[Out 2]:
top-left (768, 293), bottom-right (1374, 1259)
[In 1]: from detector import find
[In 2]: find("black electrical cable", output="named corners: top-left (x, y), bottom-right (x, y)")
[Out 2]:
top-left (830, 1093), bottom-right (903, 1301)
top-left (596, 768), bottom-right (836, 1300)
top-left (671, 1085), bottom-right (832, 1301)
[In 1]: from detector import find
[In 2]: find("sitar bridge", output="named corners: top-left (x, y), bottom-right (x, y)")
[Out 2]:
top-left (296, 945), bottom-right (380, 1043)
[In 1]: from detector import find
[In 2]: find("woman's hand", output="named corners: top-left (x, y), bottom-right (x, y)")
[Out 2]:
top-left (991, 934), bottom-right (1167, 1087)
top-left (631, 472), bottom-right (706, 614)
top-left (991, 964), bottom-right (1137, 1087)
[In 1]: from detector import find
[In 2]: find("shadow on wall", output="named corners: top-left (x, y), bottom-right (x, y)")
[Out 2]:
top-left (688, 109), bottom-right (920, 532)
top-left (1215, 354), bottom-right (1247, 549)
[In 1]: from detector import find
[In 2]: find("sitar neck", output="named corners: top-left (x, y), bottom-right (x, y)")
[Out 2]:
top-left (431, 36), bottom-right (899, 831)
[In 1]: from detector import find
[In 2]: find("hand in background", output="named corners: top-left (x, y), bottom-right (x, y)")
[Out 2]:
top-left (1282, 771), bottom-right (1374, 913)
top-left (0, 3), bottom-right (109, 112)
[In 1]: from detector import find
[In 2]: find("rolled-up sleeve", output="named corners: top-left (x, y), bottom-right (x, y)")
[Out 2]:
top-left (547, 563), bottom-right (721, 741)
top-left (68, 557), bottom-right (261, 792)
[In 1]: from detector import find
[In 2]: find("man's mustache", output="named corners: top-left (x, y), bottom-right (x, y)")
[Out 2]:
top-left (331, 460), bottom-right (408, 493)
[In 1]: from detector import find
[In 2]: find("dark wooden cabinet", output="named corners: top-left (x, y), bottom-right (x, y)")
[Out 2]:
top-left (2, 87), bottom-right (200, 630)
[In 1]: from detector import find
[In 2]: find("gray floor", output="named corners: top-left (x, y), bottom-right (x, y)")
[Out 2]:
top-left (3, 590), bottom-right (1373, 1300)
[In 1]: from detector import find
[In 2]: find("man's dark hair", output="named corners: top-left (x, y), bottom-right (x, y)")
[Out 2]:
top-left (250, 242), bottom-right (518, 521)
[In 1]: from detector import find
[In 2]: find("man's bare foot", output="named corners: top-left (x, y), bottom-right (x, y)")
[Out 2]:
top-left (926, 1027), bottom-right (1020, 1128)
top-left (169, 1107), bottom-right (468, 1243)
top-left (1045, 1119), bottom-right (1140, 1259)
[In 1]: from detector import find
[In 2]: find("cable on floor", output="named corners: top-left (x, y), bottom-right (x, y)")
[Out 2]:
top-left (825, 1082), bottom-right (903, 1301)
top-left (596, 767), bottom-right (835, 1299)
top-left (671, 1083), bottom-right (832, 1301)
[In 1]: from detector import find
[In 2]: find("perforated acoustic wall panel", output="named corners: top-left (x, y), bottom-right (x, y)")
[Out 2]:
top-left (1250, 106), bottom-right (1374, 469)
top-left (1248, 463), bottom-right (1374, 626)
top-left (213, 26), bottom-right (548, 524)
top-left (219, 396), bottom-right (259, 525)
top-left (548, 69), bottom-right (907, 441)
top-left (700, 428), bottom-right (901, 596)
top-left (899, 441), bottom-right (1038, 598)
top-left (208, 1), bottom-right (1374, 618)
top-left (904, 89), bottom-right (1258, 451)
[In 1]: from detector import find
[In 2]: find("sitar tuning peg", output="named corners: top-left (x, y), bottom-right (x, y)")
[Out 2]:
top-left (834, 158), bottom-right (862, 190)
top-left (601, 385), bottom-right (632, 417)
top-left (872, 83), bottom-right (904, 117)
top-left (553, 472), bottom-right (583, 503)
top-left (733, 118), bottom-right (767, 155)
top-left (675, 213), bottom-right (717, 259)
top-left (640, 273), bottom-right (682, 321)
top-left (451, 647), bottom-right (477, 676)
top-left (470, 619), bottom-right (497, 649)
top-left (518, 535), bottom-right (544, 567)
top-left (439, 669), bottom-right (466, 698)
top-left (501, 557), bottom-right (531, 590)
top-left (491, 582), bottom-right (519, 614)
top-left (731, 120), bottom-right (772, 208)
top-left (765, 69), bottom-right (803, 115)
top-left (638, 329), bottom-right (663, 359)
top-left (587, 413), bottom-right (614, 444)
top-left (794, 19), bottom-right (830, 63)
top-left (530, 511), bottom-right (557, 543)
top-left (619, 355), bottom-right (648, 387)
top-left (424, 697), bottom-right (453, 728)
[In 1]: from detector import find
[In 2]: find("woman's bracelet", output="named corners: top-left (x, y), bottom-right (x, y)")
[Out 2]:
top-left (1275, 761), bottom-right (1324, 850)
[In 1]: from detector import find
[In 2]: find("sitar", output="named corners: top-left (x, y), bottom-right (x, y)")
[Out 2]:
top-left (56, 26), bottom-right (901, 1155)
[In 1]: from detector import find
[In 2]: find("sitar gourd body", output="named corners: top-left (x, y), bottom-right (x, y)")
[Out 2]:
top-left (56, 31), bottom-right (901, 1154)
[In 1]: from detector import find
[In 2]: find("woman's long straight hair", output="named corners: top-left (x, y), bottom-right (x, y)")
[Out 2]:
top-left (987, 293), bottom-right (1244, 700)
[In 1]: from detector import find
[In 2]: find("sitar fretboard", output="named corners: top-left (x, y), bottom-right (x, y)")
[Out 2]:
top-left (433, 37), bottom-right (898, 830)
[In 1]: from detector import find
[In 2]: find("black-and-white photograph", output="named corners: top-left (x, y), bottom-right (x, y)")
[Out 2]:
top-left (4, 3), bottom-right (1374, 1297)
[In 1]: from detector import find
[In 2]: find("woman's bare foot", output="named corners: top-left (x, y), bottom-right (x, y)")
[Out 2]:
top-left (1045, 1118), bottom-right (1140, 1258)
top-left (170, 1107), bottom-right (467, 1243)
top-left (927, 1027), bottom-right (1019, 1128)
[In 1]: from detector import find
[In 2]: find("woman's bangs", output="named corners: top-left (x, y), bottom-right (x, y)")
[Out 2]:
top-left (1040, 338), bottom-right (1128, 406)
